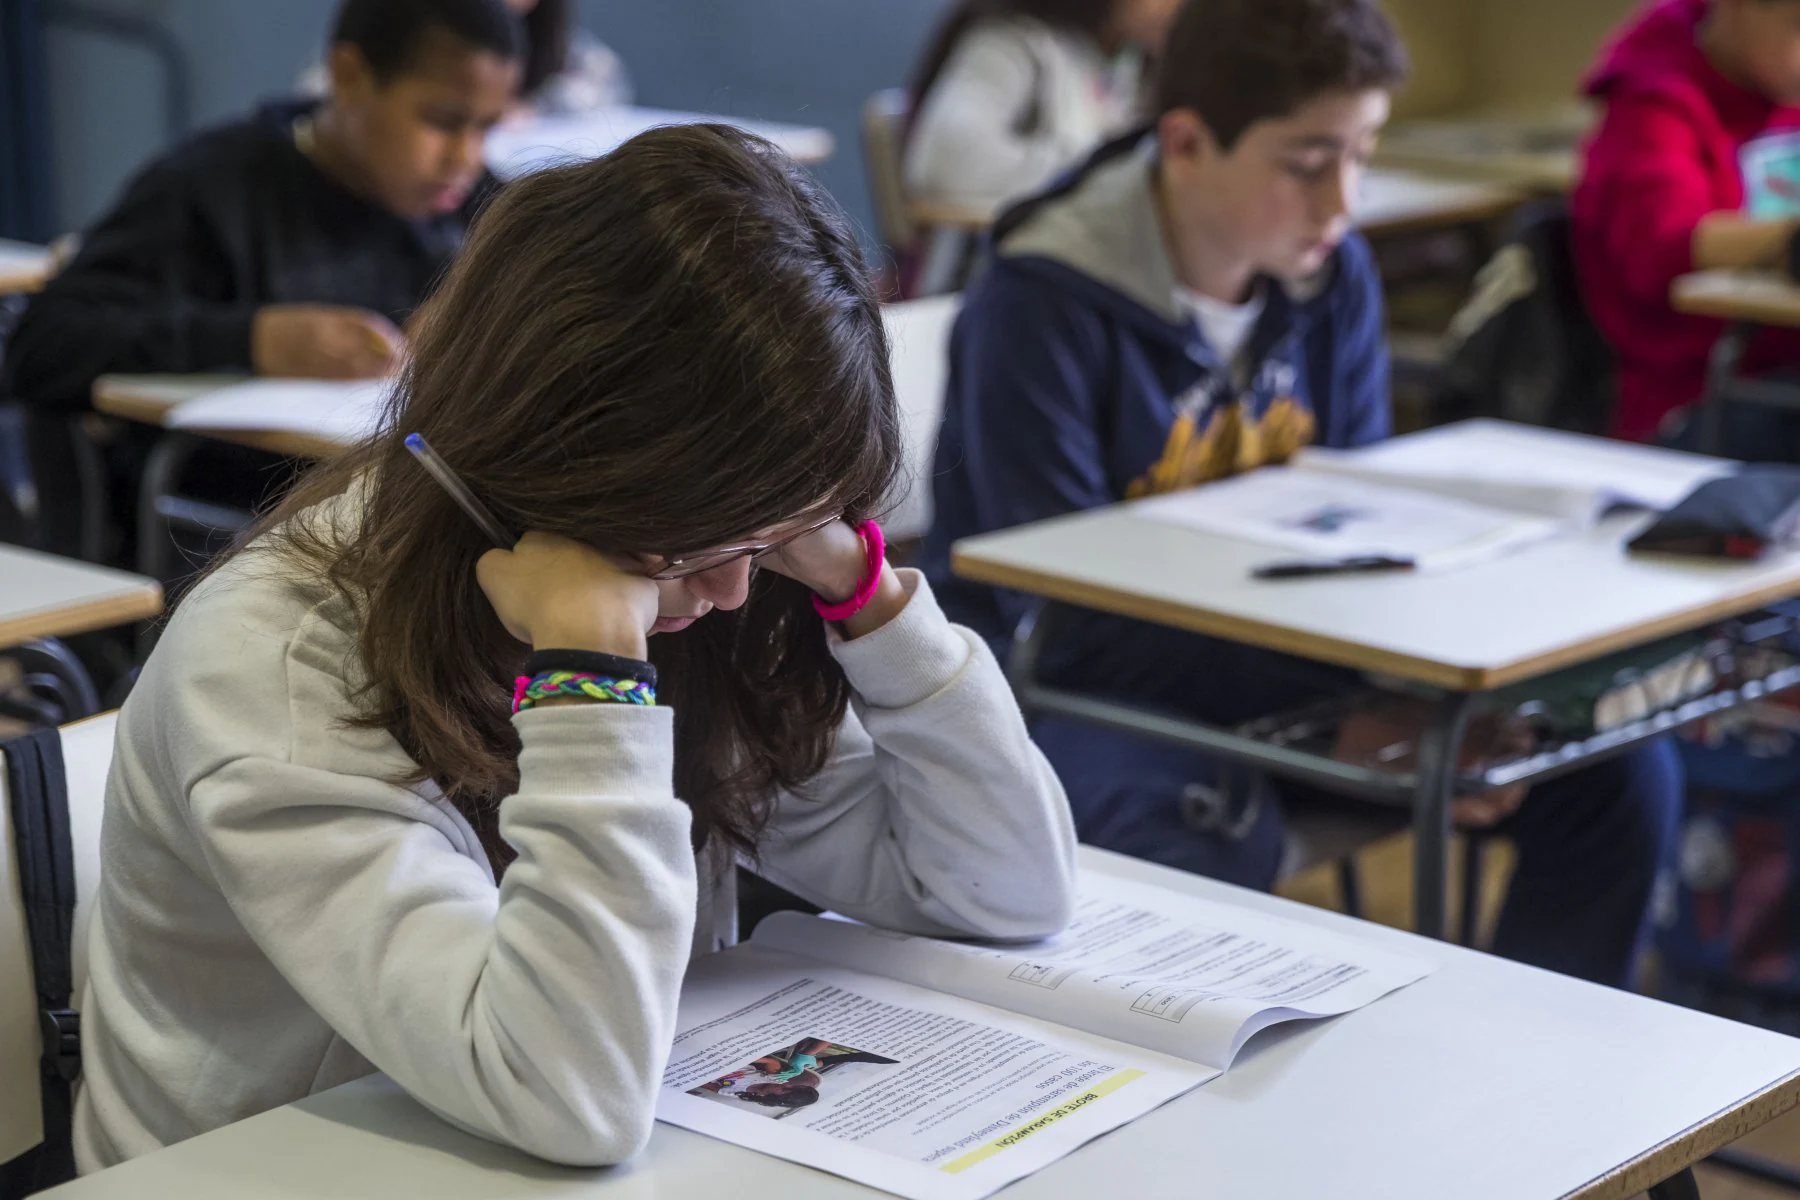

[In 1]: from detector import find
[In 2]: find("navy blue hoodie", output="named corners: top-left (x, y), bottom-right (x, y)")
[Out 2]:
top-left (921, 132), bottom-right (1391, 713)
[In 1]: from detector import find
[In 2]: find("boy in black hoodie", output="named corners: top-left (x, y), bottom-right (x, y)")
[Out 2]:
top-left (4, 0), bottom-right (522, 560)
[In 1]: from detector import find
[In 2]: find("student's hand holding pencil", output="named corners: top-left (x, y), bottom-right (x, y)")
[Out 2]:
top-left (252, 303), bottom-right (407, 380)
top-left (477, 532), bottom-right (660, 661)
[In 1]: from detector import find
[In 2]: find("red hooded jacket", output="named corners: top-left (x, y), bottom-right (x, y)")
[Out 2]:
top-left (1572, 0), bottom-right (1800, 441)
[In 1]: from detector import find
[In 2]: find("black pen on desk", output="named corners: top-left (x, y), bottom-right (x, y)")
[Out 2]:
top-left (404, 432), bottom-right (515, 549)
top-left (1252, 555), bottom-right (1416, 580)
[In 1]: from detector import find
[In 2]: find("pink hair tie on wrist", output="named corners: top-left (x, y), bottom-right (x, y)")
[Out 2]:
top-left (813, 519), bottom-right (886, 622)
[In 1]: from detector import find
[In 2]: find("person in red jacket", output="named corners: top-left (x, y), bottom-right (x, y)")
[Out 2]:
top-left (1573, 0), bottom-right (1800, 445)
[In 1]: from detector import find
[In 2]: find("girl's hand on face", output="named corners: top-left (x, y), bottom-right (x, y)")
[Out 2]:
top-left (762, 519), bottom-right (910, 641)
top-left (477, 532), bottom-right (660, 659)
top-left (760, 518), bottom-right (869, 603)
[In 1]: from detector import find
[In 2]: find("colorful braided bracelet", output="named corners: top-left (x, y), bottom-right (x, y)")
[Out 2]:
top-left (513, 670), bottom-right (656, 713)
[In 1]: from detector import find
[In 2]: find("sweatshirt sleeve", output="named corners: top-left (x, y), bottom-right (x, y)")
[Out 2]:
top-left (1576, 90), bottom-right (1719, 313)
top-left (752, 569), bottom-right (1078, 941)
top-left (185, 703), bottom-right (697, 1167)
top-left (3, 156), bottom-right (258, 413)
top-left (903, 25), bottom-right (1076, 211)
top-left (1317, 234), bottom-right (1393, 449)
top-left (943, 272), bottom-right (1116, 632)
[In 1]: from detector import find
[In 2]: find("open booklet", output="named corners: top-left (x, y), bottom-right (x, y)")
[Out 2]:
top-left (656, 871), bottom-right (1435, 1200)
top-left (1290, 419), bottom-right (1733, 528)
top-left (1131, 420), bottom-right (1735, 574)
top-left (1132, 467), bottom-right (1563, 573)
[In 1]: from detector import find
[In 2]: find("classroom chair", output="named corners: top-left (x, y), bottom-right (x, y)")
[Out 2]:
top-left (882, 293), bottom-right (961, 546)
top-left (0, 712), bottom-right (115, 1198)
top-left (862, 88), bottom-right (917, 280)
top-left (1003, 600), bottom-right (1432, 926)
top-left (1434, 200), bottom-right (1616, 435)
top-left (861, 89), bottom-right (990, 298)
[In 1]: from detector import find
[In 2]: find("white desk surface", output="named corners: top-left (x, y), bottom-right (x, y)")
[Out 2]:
top-left (1356, 169), bottom-right (1524, 238)
top-left (486, 105), bottom-right (835, 178)
top-left (884, 294), bottom-right (959, 540)
top-left (1672, 269), bottom-right (1800, 329)
top-left (0, 545), bottom-right (160, 645)
top-left (1375, 108), bottom-right (1592, 193)
top-left (91, 373), bottom-right (338, 459)
top-left (952, 426), bottom-right (1800, 692)
top-left (42, 846), bottom-right (1800, 1200)
top-left (908, 168), bottom-right (1523, 242)
top-left (0, 239), bottom-right (53, 294)
top-left (92, 298), bottom-right (955, 531)
top-left (93, 374), bottom-right (243, 422)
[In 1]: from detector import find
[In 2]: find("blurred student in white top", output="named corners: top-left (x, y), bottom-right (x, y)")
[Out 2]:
top-left (902, 0), bottom-right (1180, 293)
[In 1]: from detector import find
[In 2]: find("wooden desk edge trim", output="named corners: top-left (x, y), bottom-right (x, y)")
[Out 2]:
top-left (1566, 1069), bottom-right (1800, 1199)
top-left (1360, 192), bottom-right (1526, 238)
top-left (952, 549), bottom-right (1800, 693)
top-left (202, 428), bottom-right (345, 460)
top-left (1490, 573), bottom-right (1800, 689)
top-left (952, 548), bottom-right (1488, 690)
top-left (0, 587), bottom-right (165, 647)
top-left (92, 390), bottom-right (182, 426)
top-left (1371, 149), bottom-right (1576, 192)
top-left (1670, 290), bottom-right (1800, 326)
top-left (92, 382), bottom-right (348, 460)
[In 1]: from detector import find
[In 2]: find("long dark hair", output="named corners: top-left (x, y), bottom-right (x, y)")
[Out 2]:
top-left (909, 0), bottom-right (1118, 111)
top-left (226, 124), bottom-right (902, 869)
top-left (519, 0), bottom-right (570, 97)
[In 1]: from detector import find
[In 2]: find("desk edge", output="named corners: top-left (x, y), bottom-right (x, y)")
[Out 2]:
top-left (1359, 191), bottom-right (1525, 238)
top-left (0, 587), bottom-right (165, 647)
top-left (952, 548), bottom-right (1800, 692)
top-left (1670, 287), bottom-right (1800, 326)
top-left (1566, 1068), bottom-right (1800, 1200)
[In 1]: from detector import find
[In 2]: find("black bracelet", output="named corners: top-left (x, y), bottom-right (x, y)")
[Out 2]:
top-left (523, 648), bottom-right (657, 688)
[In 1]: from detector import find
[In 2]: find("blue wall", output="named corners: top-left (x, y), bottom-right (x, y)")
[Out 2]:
top-left (44, 0), bottom-right (953, 246)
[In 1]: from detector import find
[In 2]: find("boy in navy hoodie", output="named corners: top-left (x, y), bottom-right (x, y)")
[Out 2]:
top-left (924, 0), bottom-right (1682, 987)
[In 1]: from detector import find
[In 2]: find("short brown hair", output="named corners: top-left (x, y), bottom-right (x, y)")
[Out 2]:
top-left (1153, 0), bottom-right (1409, 150)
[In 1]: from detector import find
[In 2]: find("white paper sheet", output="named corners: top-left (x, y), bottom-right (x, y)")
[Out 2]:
top-left (1131, 466), bottom-right (1561, 573)
top-left (753, 873), bottom-right (1437, 1068)
top-left (658, 948), bottom-right (1212, 1200)
top-left (164, 378), bottom-right (392, 445)
top-left (1292, 419), bottom-right (1733, 525)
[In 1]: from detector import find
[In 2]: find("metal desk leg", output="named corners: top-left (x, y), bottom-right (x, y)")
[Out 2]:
top-left (1648, 1166), bottom-right (1703, 1200)
top-left (1411, 694), bottom-right (1475, 941)
top-left (1698, 321), bottom-right (1751, 457)
top-left (1707, 1145), bottom-right (1800, 1190)
top-left (138, 432), bottom-right (200, 586)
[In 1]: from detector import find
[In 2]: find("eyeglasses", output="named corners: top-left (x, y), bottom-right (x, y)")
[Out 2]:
top-left (647, 512), bottom-right (842, 580)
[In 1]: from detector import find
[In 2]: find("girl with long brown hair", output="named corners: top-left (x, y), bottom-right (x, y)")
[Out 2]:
top-left (72, 124), bottom-right (1076, 1173)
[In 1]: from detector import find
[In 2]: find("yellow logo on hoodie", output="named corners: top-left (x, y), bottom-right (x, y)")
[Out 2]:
top-left (1126, 396), bottom-right (1315, 499)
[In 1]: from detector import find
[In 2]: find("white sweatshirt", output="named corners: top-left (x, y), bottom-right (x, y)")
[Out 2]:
top-left (73, 522), bottom-right (1077, 1171)
top-left (903, 17), bottom-right (1141, 215)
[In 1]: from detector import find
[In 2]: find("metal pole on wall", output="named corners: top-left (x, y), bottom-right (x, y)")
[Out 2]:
top-left (0, 0), bottom-right (55, 243)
